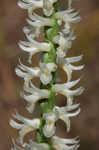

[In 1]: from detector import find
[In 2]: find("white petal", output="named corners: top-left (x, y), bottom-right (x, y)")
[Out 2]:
top-left (26, 102), bottom-right (35, 113)
top-left (52, 136), bottom-right (79, 144)
top-left (65, 108), bottom-right (81, 117)
top-left (40, 73), bottom-right (52, 85)
top-left (43, 0), bottom-right (54, 16)
top-left (65, 87), bottom-right (84, 96)
top-left (10, 120), bottom-right (23, 129)
top-left (13, 112), bottom-right (40, 127)
top-left (18, 125), bottom-right (34, 144)
top-left (56, 78), bottom-right (80, 89)
top-left (66, 55), bottom-right (83, 63)
top-left (15, 68), bottom-right (26, 78)
top-left (52, 136), bottom-right (79, 150)
top-left (18, 42), bottom-right (38, 52)
top-left (18, 0), bottom-right (43, 10)
top-left (18, 1), bottom-right (32, 9)
top-left (21, 93), bottom-right (40, 103)
top-left (69, 64), bottom-right (84, 71)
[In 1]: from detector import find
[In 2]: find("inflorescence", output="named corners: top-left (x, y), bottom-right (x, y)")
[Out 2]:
top-left (10, 0), bottom-right (84, 150)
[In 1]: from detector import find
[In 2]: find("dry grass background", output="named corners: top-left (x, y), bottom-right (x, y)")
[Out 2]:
top-left (0, 0), bottom-right (99, 150)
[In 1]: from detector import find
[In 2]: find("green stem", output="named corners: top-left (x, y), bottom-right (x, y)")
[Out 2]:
top-left (36, 2), bottom-right (59, 148)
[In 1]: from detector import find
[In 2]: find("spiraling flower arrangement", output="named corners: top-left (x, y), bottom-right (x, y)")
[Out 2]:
top-left (10, 0), bottom-right (84, 150)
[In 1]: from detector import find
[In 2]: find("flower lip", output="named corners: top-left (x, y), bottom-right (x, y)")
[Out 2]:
top-left (39, 62), bottom-right (57, 85)
top-left (43, 0), bottom-right (58, 16)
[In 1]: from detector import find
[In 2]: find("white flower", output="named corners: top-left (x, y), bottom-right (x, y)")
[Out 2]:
top-left (54, 104), bottom-right (80, 132)
top-left (18, 0), bottom-right (57, 17)
top-left (26, 12), bottom-right (54, 37)
top-left (53, 79), bottom-right (84, 105)
top-left (18, 0), bottom-right (43, 10)
top-left (18, 40), bottom-right (51, 64)
top-left (53, 31), bottom-right (76, 57)
top-left (57, 55), bottom-right (84, 81)
top-left (15, 60), bottom-right (40, 88)
top-left (23, 25), bottom-right (40, 40)
top-left (27, 12), bottom-right (54, 27)
top-left (21, 82), bottom-right (50, 113)
top-left (55, 9), bottom-right (81, 33)
top-left (43, 0), bottom-right (57, 16)
top-left (39, 62), bottom-right (57, 85)
top-left (23, 140), bottom-right (49, 150)
top-left (43, 110), bottom-right (59, 137)
top-left (43, 103), bottom-right (80, 136)
top-left (10, 112), bottom-right (40, 144)
top-left (52, 136), bottom-right (79, 150)
top-left (16, 60), bottom-right (57, 88)
top-left (12, 139), bottom-right (49, 150)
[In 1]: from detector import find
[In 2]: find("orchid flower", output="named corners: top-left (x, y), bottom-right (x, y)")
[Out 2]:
top-left (57, 55), bottom-right (84, 81)
top-left (21, 82), bottom-right (50, 113)
top-left (10, 112), bottom-right (40, 144)
top-left (52, 136), bottom-right (79, 150)
top-left (18, 40), bottom-right (51, 64)
top-left (53, 31), bottom-right (76, 57)
top-left (55, 9), bottom-right (81, 33)
top-left (16, 60), bottom-right (57, 88)
top-left (53, 78), bottom-right (84, 105)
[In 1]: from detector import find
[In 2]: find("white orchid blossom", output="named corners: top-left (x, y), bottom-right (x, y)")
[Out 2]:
top-left (26, 11), bottom-right (54, 38)
top-left (53, 31), bottom-right (76, 57)
top-left (21, 82), bottom-right (50, 113)
top-left (55, 9), bottom-right (81, 33)
top-left (12, 139), bottom-right (49, 150)
top-left (43, 109), bottom-right (59, 137)
top-left (18, 0), bottom-right (57, 17)
top-left (54, 104), bottom-right (80, 132)
top-left (23, 140), bottom-right (49, 150)
top-left (18, 0), bottom-right (43, 10)
top-left (15, 60), bottom-right (40, 88)
top-left (23, 25), bottom-right (40, 40)
top-left (10, 112), bottom-right (40, 144)
top-left (53, 79), bottom-right (84, 105)
top-left (27, 12), bottom-right (54, 28)
top-left (52, 136), bottom-right (79, 150)
top-left (18, 40), bottom-right (51, 64)
top-left (16, 60), bottom-right (57, 87)
top-left (57, 55), bottom-right (84, 81)
top-left (43, 103), bottom-right (80, 137)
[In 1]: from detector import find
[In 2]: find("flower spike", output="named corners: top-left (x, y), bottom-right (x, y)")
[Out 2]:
top-left (10, 0), bottom-right (84, 150)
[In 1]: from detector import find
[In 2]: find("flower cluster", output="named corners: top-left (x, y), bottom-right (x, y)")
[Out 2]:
top-left (10, 0), bottom-right (84, 150)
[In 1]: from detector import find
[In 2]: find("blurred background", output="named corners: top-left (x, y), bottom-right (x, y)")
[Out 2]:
top-left (0, 0), bottom-right (99, 150)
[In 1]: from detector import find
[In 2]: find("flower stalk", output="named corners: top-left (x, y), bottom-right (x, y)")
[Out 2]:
top-left (10, 0), bottom-right (84, 150)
